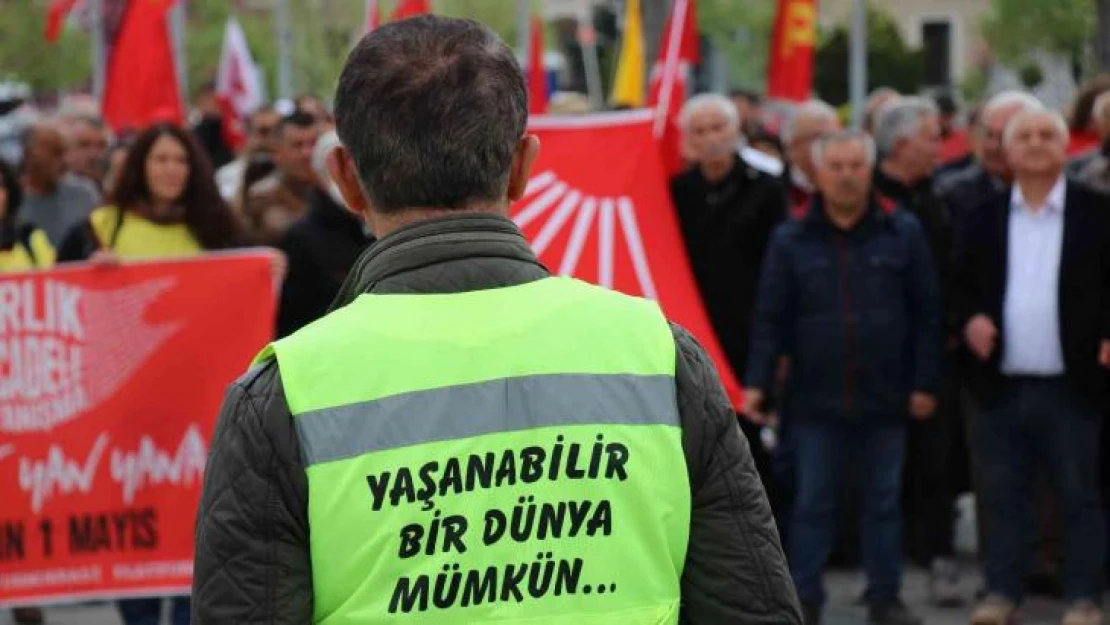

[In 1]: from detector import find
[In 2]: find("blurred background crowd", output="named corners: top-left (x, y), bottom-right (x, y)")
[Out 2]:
top-left (6, 0), bottom-right (1110, 624)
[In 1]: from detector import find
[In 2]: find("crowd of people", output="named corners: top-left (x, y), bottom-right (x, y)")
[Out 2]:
top-left (4, 46), bottom-right (1110, 625)
top-left (0, 89), bottom-right (371, 625)
top-left (672, 82), bottom-right (1110, 625)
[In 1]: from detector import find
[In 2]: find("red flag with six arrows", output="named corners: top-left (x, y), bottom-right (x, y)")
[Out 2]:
top-left (512, 111), bottom-right (742, 407)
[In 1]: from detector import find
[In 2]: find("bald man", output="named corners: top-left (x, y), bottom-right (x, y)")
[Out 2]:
top-left (19, 123), bottom-right (100, 246)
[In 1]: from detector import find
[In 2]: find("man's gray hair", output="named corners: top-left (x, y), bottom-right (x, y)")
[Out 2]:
top-left (982, 91), bottom-right (1044, 123)
top-left (1003, 108), bottom-right (1069, 147)
top-left (782, 100), bottom-right (838, 144)
top-left (679, 93), bottom-right (740, 131)
top-left (873, 96), bottom-right (938, 157)
top-left (812, 129), bottom-right (877, 168)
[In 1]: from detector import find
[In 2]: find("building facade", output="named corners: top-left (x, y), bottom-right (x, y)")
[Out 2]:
top-left (819, 0), bottom-right (993, 89)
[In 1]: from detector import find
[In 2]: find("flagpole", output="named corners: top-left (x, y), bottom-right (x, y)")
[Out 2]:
top-left (276, 0), bottom-right (293, 99)
top-left (89, 0), bottom-right (106, 104)
top-left (518, 0), bottom-right (530, 61)
top-left (169, 0), bottom-right (188, 106)
top-left (578, 0), bottom-right (603, 110)
top-left (653, 0), bottom-right (687, 137)
top-left (849, 0), bottom-right (867, 128)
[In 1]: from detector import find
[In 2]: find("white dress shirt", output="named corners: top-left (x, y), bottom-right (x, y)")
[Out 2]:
top-left (1001, 176), bottom-right (1067, 375)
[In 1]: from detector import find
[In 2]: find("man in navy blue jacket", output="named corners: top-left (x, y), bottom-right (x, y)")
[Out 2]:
top-left (745, 129), bottom-right (942, 625)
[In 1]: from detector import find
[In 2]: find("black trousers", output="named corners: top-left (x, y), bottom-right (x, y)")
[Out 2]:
top-left (903, 355), bottom-right (966, 565)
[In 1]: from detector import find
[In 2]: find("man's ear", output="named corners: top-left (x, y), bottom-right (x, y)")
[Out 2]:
top-left (506, 135), bottom-right (541, 202)
top-left (326, 146), bottom-right (370, 216)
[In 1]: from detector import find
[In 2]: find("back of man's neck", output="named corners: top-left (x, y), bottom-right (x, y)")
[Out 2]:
top-left (370, 205), bottom-right (505, 240)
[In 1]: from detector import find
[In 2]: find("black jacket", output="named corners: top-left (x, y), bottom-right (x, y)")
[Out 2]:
top-left (746, 198), bottom-right (942, 422)
top-left (955, 180), bottom-right (1110, 408)
top-left (670, 154), bottom-right (788, 376)
top-left (936, 162), bottom-right (1006, 249)
top-left (276, 189), bottom-right (374, 337)
top-left (873, 168), bottom-right (954, 331)
top-left (193, 214), bottom-right (801, 624)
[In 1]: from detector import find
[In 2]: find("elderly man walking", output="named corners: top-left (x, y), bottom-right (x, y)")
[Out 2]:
top-left (746, 129), bottom-right (942, 625)
top-left (959, 109), bottom-right (1109, 625)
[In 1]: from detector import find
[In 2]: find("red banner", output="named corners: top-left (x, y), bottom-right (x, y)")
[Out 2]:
top-left (513, 111), bottom-right (742, 407)
top-left (767, 0), bottom-right (818, 102)
top-left (0, 253), bottom-right (275, 607)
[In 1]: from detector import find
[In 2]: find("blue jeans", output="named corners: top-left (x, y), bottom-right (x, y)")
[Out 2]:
top-left (789, 420), bottom-right (907, 606)
top-left (117, 597), bottom-right (190, 625)
top-left (973, 376), bottom-right (1105, 603)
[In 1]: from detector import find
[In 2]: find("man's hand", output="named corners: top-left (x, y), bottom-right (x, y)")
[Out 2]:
top-left (743, 388), bottom-right (768, 425)
top-left (89, 249), bottom-right (122, 268)
top-left (1100, 340), bottom-right (1110, 368)
top-left (965, 314), bottom-right (997, 362)
top-left (909, 392), bottom-right (937, 421)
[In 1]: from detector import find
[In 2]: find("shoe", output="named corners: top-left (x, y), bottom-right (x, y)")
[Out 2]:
top-left (801, 601), bottom-right (822, 625)
top-left (970, 595), bottom-right (1018, 625)
top-left (11, 607), bottom-right (44, 625)
top-left (1062, 600), bottom-right (1103, 625)
top-left (929, 558), bottom-right (967, 608)
top-left (868, 599), bottom-right (922, 625)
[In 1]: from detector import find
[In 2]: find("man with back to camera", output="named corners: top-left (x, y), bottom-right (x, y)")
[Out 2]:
top-left (192, 16), bottom-right (802, 625)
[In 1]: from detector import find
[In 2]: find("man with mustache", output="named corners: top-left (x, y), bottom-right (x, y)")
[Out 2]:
top-left (746, 130), bottom-right (941, 625)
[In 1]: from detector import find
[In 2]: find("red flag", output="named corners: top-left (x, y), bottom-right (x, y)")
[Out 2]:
top-left (102, 0), bottom-right (184, 131)
top-left (44, 0), bottom-right (79, 43)
top-left (0, 253), bottom-right (276, 607)
top-left (528, 16), bottom-right (548, 115)
top-left (391, 0), bottom-right (430, 21)
top-left (648, 0), bottom-right (699, 175)
top-left (512, 111), bottom-right (743, 408)
top-left (767, 0), bottom-right (817, 101)
top-left (365, 0), bottom-right (380, 33)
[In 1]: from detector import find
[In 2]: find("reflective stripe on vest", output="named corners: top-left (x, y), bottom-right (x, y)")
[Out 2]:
top-left (262, 277), bottom-right (691, 624)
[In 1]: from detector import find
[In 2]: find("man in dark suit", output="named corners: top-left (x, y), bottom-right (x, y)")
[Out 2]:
top-left (958, 108), bottom-right (1109, 625)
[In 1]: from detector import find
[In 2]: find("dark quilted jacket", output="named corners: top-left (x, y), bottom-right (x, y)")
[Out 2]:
top-left (192, 214), bottom-right (801, 624)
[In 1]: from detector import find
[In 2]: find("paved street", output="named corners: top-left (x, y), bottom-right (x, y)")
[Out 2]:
top-left (0, 569), bottom-right (1084, 624)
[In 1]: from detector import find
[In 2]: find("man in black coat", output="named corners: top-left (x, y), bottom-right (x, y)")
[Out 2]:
top-left (277, 131), bottom-right (374, 337)
top-left (669, 94), bottom-right (788, 503)
top-left (958, 109), bottom-right (1109, 625)
top-left (871, 97), bottom-right (965, 606)
top-left (670, 94), bottom-right (788, 380)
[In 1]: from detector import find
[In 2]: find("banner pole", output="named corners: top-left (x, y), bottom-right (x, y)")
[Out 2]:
top-left (849, 0), bottom-right (867, 128)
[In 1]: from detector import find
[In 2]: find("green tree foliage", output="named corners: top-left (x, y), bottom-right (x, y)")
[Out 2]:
top-left (698, 0), bottom-right (774, 90)
top-left (981, 0), bottom-right (1093, 65)
top-left (0, 0), bottom-right (92, 95)
top-left (813, 4), bottom-right (925, 106)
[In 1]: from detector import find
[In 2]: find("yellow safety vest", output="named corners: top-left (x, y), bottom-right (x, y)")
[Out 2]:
top-left (257, 277), bottom-right (691, 624)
